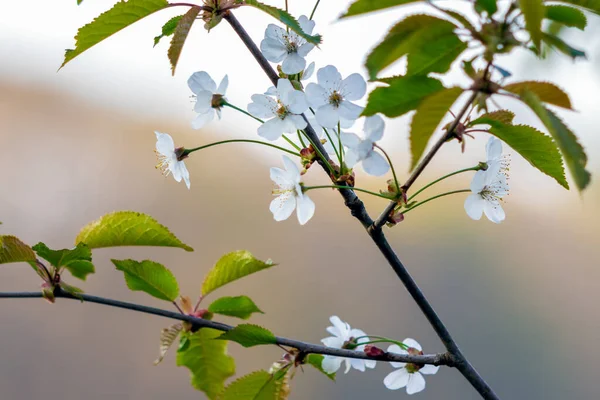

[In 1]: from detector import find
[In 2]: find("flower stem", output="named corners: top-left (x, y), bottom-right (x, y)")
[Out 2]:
top-left (375, 144), bottom-right (401, 194)
top-left (304, 185), bottom-right (394, 200)
top-left (309, 0), bottom-right (321, 20)
top-left (407, 166), bottom-right (480, 202)
top-left (338, 121), bottom-right (344, 174)
top-left (184, 139), bottom-right (300, 157)
top-left (297, 130), bottom-right (307, 148)
top-left (355, 339), bottom-right (410, 350)
top-left (403, 189), bottom-right (471, 215)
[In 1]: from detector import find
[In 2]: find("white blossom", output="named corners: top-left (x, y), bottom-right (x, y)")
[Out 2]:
top-left (383, 339), bottom-right (439, 395)
top-left (306, 65), bottom-right (366, 128)
top-left (260, 16), bottom-right (317, 75)
top-left (154, 132), bottom-right (190, 189)
top-left (464, 137), bottom-right (510, 223)
top-left (270, 155), bottom-right (315, 225)
top-left (305, 113), bottom-right (353, 156)
top-left (188, 71), bottom-right (229, 129)
top-left (341, 115), bottom-right (390, 176)
top-left (321, 316), bottom-right (376, 374)
top-left (248, 79), bottom-right (309, 141)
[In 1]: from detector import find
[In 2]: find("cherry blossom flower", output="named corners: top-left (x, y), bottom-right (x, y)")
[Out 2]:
top-left (341, 115), bottom-right (390, 176)
top-left (383, 339), bottom-right (439, 395)
top-left (154, 132), bottom-right (190, 189)
top-left (305, 113), bottom-right (353, 156)
top-left (464, 138), bottom-right (510, 223)
top-left (261, 16), bottom-right (317, 75)
top-left (305, 65), bottom-right (366, 128)
top-left (248, 79), bottom-right (309, 141)
top-left (321, 316), bottom-right (376, 374)
top-left (270, 155), bottom-right (315, 224)
top-left (188, 71), bottom-right (229, 129)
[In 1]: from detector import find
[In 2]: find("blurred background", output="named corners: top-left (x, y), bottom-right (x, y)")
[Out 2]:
top-left (0, 1), bottom-right (599, 399)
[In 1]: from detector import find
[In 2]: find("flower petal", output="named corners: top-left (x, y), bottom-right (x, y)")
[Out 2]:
top-left (384, 368), bottom-right (410, 390)
top-left (282, 53), bottom-right (307, 75)
top-left (403, 338), bottom-right (422, 351)
top-left (420, 365), bottom-right (440, 375)
top-left (258, 118), bottom-right (286, 141)
top-left (298, 15), bottom-right (315, 35)
top-left (464, 194), bottom-right (484, 220)
top-left (261, 38), bottom-right (287, 63)
top-left (364, 115), bottom-right (385, 142)
top-left (286, 90), bottom-right (309, 114)
top-left (297, 42), bottom-right (315, 57)
top-left (270, 166), bottom-right (294, 188)
top-left (470, 170), bottom-right (487, 193)
top-left (178, 161), bottom-right (191, 189)
top-left (302, 62), bottom-right (315, 81)
top-left (350, 358), bottom-right (366, 372)
top-left (340, 131), bottom-right (361, 149)
top-left (317, 65), bottom-right (342, 93)
top-left (338, 100), bottom-right (364, 121)
top-left (270, 192), bottom-right (296, 221)
top-left (248, 94), bottom-right (277, 118)
top-left (296, 193), bottom-right (315, 225)
top-left (277, 78), bottom-right (295, 103)
top-left (216, 75), bottom-right (229, 95)
top-left (321, 336), bottom-right (343, 348)
top-left (362, 151), bottom-right (390, 176)
top-left (188, 71), bottom-right (216, 94)
top-left (282, 155), bottom-right (301, 178)
top-left (322, 356), bottom-right (343, 373)
top-left (287, 114), bottom-right (308, 130)
top-left (155, 132), bottom-right (175, 155)
top-left (316, 104), bottom-right (340, 128)
top-left (342, 73), bottom-right (367, 101)
top-left (483, 201), bottom-right (505, 224)
top-left (191, 110), bottom-right (215, 130)
top-left (194, 90), bottom-right (213, 114)
top-left (305, 83), bottom-right (329, 108)
top-left (330, 316), bottom-right (350, 339)
top-left (406, 372), bottom-right (426, 395)
top-left (486, 136), bottom-right (503, 161)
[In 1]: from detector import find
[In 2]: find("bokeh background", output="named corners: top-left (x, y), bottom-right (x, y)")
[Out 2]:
top-left (1, 1), bottom-right (599, 399)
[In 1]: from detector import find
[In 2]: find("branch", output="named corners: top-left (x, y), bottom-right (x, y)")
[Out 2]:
top-left (0, 290), bottom-right (453, 366)
top-left (222, 11), bottom-right (500, 399)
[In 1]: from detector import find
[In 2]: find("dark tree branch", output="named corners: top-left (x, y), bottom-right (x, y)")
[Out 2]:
top-left (0, 290), bottom-right (452, 366)
top-left (223, 11), bottom-right (500, 400)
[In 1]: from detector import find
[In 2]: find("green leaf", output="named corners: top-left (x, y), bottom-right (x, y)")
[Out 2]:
top-left (520, 90), bottom-right (591, 190)
top-left (240, 0), bottom-right (321, 45)
top-left (305, 354), bottom-right (336, 381)
top-left (33, 242), bottom-right (95, 280)
top-left (469, 110), bottom-right (515, 126)
top-left (409, 87), bottom-right (463, 169)
top-left (202, 251), bottom-right (275, 295)
top-left (112, 259), bottom-right (179, 302)
top-left (208, 296), bottom-right (264, 320)
top-left (62, 0), bottom-right (169, 67)
top-left (554, 0), bottom-right (600, 15)
top-left (519, 0), bottom-right (545, 49)
top-left (168, 6), bottom-right (201, 76)
top-left (475, 0), bottom-right (498, 15)
top-left (218, 324), bottom-right (277, 348)
top-left (219, 370), bottom-right (282, 400)
top-left (154, 323), bottom-right (183, 365)
top-left (481, 121), bottom-right (569, 189)
top-left (341, 0), bottom-right (420, 18)
top-left (545, 5), bottom-right (587, 30)
top-left (503, 81), bottom-right (573, 110)
top-left (154, 15), bottom-right (183, 47)
top-left (366, 15), bottom-right (464, 80)
top-left (0, 236), bottom-right (36, 265)
top-left (363, 76), bottom-right (444, 118)
top-left (75, 211), bottom-right (193, 251)
top-left (541, 32), bottom-right (586, 59)
top-left (177, 329), bottom-right (236, 399)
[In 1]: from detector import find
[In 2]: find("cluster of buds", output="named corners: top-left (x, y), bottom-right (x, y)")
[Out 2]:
top-left (201, 0), bottom-right (241, 31)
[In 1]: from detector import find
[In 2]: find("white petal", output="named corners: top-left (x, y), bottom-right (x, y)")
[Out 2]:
top-left (317, 65), bottom-right (342, 92)
top-left (270, 167), bottom-right (294, 188)
top-left (344, 359), bottom-right (352, 374)
top-left (350, 358), bottom-right (366, 372)
top-left (282, 155), bottom-right (301, 178)
top-left (265, 24), bottom-right (285, 41)
top-left (194, 90), bottom-right (213, 113)
top-left (216, 75), bottom-right (229, 95)
top-left (403, 338), bottom-right (422, 351)
top-left (342, 73), bottom-right (367, 101)
top-left (364, 359), bottom-right (377, 369)
top-left (483, 201), bottom-right (505, 224)
top-left (362, 151), bottom-right (390, 176)
top-left (340, 131), bottom-right (361, 149)
top-left (155, 132), bottom-right (175, 155)
top-left (187, 71), bottom-right (216, 94)
top-left (364, 115), bottom-right (385, 142)
top-left (338, 100), bottom-right (364, 121)
top-left (258, 118), bottom-right (286, 141)
top-left (305, 83), bottom-right (329, 108)
top-left (321, 336), bottom-right (344, 348)
top-left (486, 136), bottom-right (503, 161)
top-left (387, 344), bottom-right (408, 368)
top-left (321, 356), bottom-right (343, 373)
top-left (270, 193), bottom-right (296, 221)
top-left (420, 365), bottom-right (440, 375)
top-left (286, 90), bottom-right (309, 114)
top-left (261, 38), bottom-right (287, 63)
top-left (406, 372), bottom-right (426, 395)
top-left (277, 79), bottom-right (295, 103)
top-left (302, 62), bottom-right (315, 81)
top-left (296, 194), bottom-right (315, 225)
top-left (316, 104), bottom-right (340, 128)
top-left (330, 316), bottom-right (349, 338)
top-left (170, 160), bottom-right (183, 182)
top-left (297, 42), bottom-right (315, 57)
top-left (470, 170), bottom-right (487, 192)
top-left (191, 110), bottom-right (215, 130)
top-left (464, 194), bottom-right (484, 220)
top-left (350, 328), bottom-right (367, 341)
top-left (344, 149), bottom-right (360, 168)
top-left (282, 53), bottom-right (307, 75)
top-left (384, 369), bottom-right (410, 390)
top-left (298, 15), bottom-right (315, 35)
top-left (265, 86), bottom-right (279, 96)
top-left (287, 114), bottom-right (308, 130)
top-left (178, 161), bottom-right (191, 189)
top-left (248, 94), bottom-right (277, 119)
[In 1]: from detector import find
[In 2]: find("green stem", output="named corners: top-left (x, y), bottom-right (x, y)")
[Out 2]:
top-left (304, 185), bottom-right (394, 200)
top-left (297, 130), bottom-right (307, 148)
top-left (184, 140), bottom-right (300, 157)
top-left (403, 189), bottom-right (471, 215)
top-left (353, 336), bottom-right (409, 350)
top-left (338, 121), bottom-right (344, 174)
top-left (309, 107), bottom-right (341, 164)
top-left (407, 166), bottom-right (480, 202)
top-left (375, 145), bottom-right (400, 194)
top-left (309, 0), bottom-right (321, 20)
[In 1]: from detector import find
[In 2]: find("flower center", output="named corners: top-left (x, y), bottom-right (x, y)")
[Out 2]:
top-left (276, 102), bottom-right (289, 119)
top-left (211, 94), bottom-right (225, 109)
top-left (284, 36), bottom-right (298, 54)
top-left (329, 91), bottom-right (343, 107)
top-left (405, 347), bottom-right (425, 373)
top-left (154, 150), bottom-right (171, 177)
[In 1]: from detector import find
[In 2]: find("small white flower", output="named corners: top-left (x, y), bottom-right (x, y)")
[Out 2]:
top-left (188, 71), bottom-right (229, 130)
top-left (261, 16), bottom-right (317, 75)
top-left (306, 65), bottom-right (366, 128)
top-left (321, 316), bottom-right (376, 374)
top-left (341, 115), bottom-right (390, 176)
top-left (154, 132), bottom-right (190, 189)
top-left (248, 79), bottom-right (309, 141)
top-left (383, 339), bottom-right (439, 395)
top-left (270, 155), bottom-right (315, 224)
top-left (464, 138), bottom-right (510, 223)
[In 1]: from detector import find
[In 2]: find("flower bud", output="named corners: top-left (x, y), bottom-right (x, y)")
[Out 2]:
top-left (364, 344), bottom-right (386, 357)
